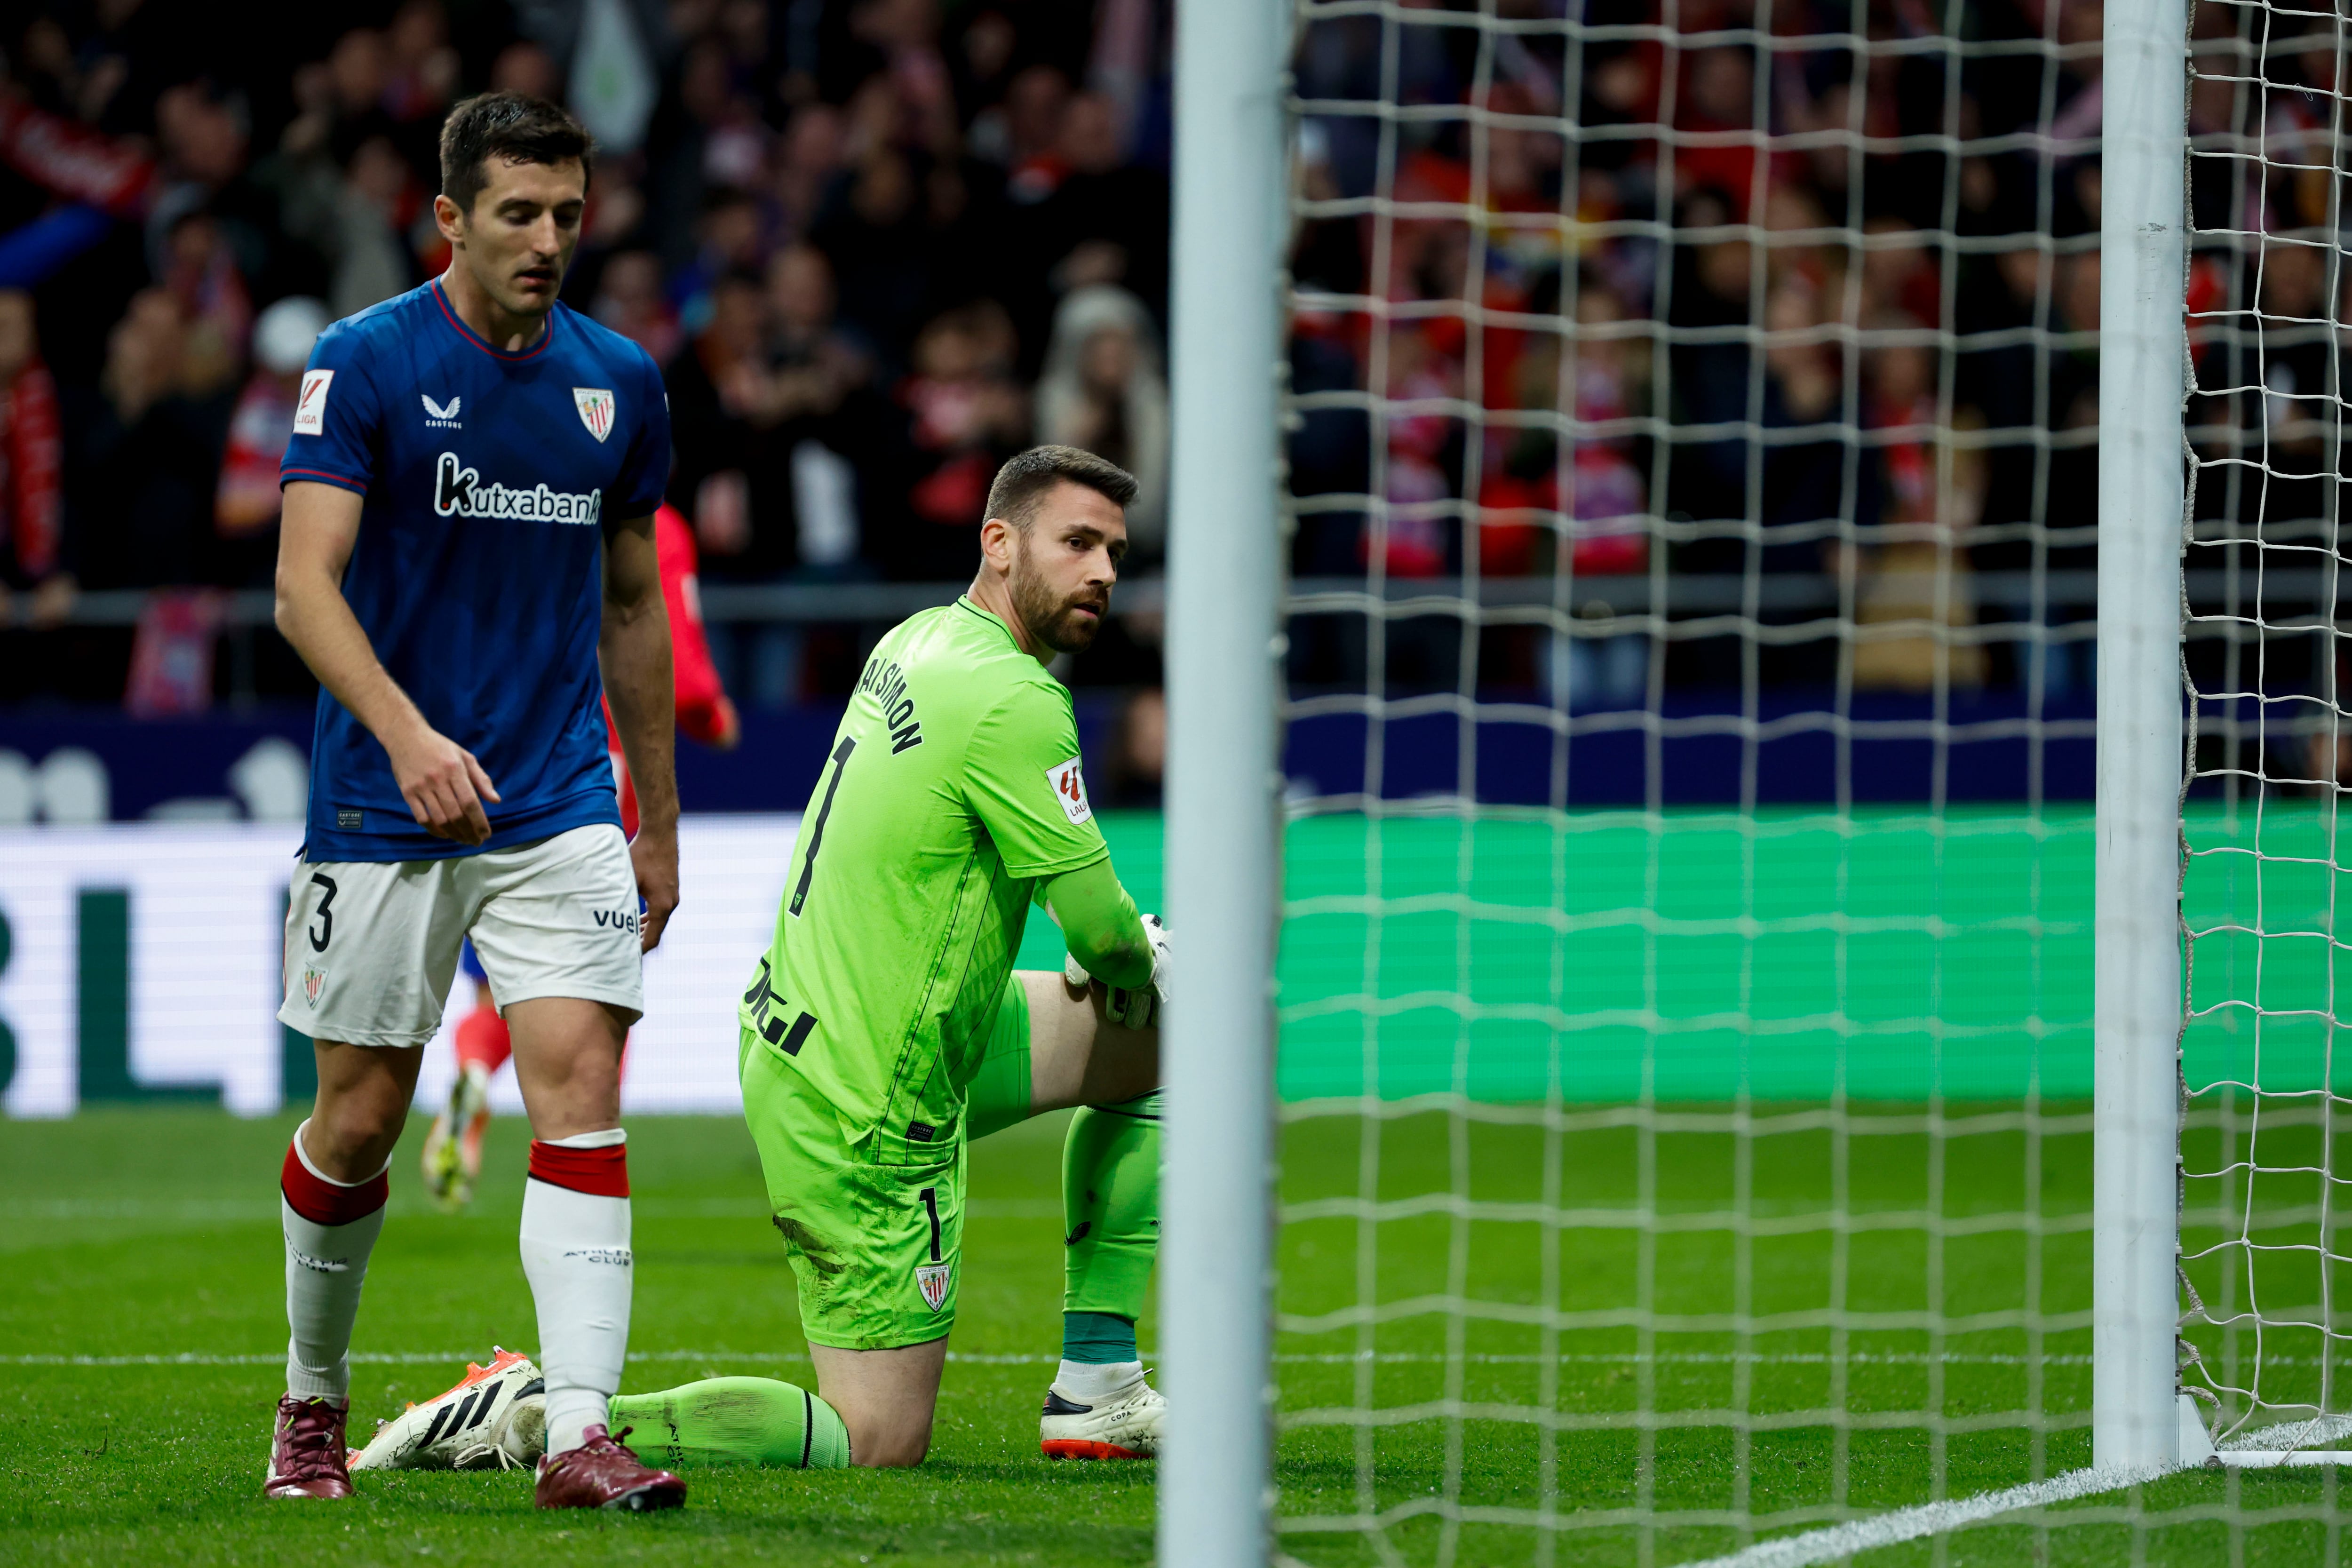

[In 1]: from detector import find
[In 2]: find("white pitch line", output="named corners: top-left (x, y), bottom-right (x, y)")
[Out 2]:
top-left (1686, 1464), bottom-right (2170, 1568)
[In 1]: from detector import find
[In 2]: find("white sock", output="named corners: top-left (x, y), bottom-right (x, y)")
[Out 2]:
top-left (1055, 1358), bottom-right (1145, 1404)
top-left (519, 1127), bottom-right (632, 1456)
top-left (279, 1120), bottom-right (389, 1403)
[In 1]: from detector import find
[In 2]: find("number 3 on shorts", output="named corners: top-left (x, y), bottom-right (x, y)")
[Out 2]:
top-left (308, 872), bottom-right (338, 952)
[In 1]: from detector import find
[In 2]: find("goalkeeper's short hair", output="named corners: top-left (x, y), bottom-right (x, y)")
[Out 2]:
top-left (985, 446), bottom-right (1138, 529)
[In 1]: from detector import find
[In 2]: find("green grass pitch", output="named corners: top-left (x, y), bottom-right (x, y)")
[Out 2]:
top-left (2, 1107), bottom-right (2345, 1566)
top-left (5, 804), bottom-right (2347, 1562)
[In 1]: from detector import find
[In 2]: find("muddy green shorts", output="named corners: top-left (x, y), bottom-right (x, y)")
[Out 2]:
top-left (740, 973), bottom-right (1035, 1350)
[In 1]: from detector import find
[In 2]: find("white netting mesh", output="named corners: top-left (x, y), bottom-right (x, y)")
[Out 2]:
top-left (2179, 0), bottom-right (2352, 1476)
top-left (1262, 1), bottom-right (2325, 1562)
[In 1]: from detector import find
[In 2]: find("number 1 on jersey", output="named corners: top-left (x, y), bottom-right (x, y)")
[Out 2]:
top-left (790, 736), bottom-right (857, 917)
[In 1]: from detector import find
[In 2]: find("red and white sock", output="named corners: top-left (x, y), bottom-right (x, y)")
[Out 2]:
top-left (279, 1120), bottom-right (389, 1403)
top-left (519, 1128), bottom-right (632, 1455)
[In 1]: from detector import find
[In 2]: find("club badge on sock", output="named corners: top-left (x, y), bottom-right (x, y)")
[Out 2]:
top-left (915, 1258), bottom-right (952, 1313)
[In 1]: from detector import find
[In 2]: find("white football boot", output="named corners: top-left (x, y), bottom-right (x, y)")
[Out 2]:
top-left (350, 1348), bottom-right (546, 1471)
top-left (1039, 1369), bottom-right (1165, 1460)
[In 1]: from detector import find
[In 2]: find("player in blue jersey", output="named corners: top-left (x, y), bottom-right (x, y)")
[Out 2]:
top-left (261, 93), bottom-right (685, 1513)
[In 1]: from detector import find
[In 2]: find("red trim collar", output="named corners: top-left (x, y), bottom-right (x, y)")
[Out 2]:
top-left (429, 279), bottom-right (557, 362)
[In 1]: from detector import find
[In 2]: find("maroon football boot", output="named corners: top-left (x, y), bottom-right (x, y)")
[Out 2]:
top-left (264, 1394), bottom-right (355, 1500)
top-left (532, 1425), bottom-right (687, 1512)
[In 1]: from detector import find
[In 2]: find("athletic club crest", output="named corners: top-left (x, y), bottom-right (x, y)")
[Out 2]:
top-left (573, 387), bottom-right (615, 443)
top-left (302, 964), bottom-right (327, 1008)
top-left (915, 1259), bottom-right (953, 1313)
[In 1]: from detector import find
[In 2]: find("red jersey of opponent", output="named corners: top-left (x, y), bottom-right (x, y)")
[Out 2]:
top-left (605, 503), bottom-right (734, 837)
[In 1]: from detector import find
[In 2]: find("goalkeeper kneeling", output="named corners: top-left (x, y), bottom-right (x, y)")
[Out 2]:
top-left (356, 448), bottom-right (1171, 1473)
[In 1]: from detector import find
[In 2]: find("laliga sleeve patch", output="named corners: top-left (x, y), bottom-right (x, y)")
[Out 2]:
top-left (1046, 757), bottom-right (1093, 825)
top-left (293, 370), bottom-right (333, 435)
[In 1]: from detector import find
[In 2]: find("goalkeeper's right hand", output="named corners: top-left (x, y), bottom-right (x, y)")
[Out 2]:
top-left (1066, 913), bottom-right (1171, 1030)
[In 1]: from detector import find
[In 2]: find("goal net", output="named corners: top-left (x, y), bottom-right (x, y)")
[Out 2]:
top-left (1245, 0), bottom-right (2340, 1561)
top-left (2179, 0), bottom-right (2352, 1475)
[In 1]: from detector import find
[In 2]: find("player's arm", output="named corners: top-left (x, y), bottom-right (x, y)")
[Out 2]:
top-left (1046, 860), bottom-right (1170, 1030)
top-left (602, 508), bottom-right (680, 952)
top-left (275, 480), bottom-right (501, 844)
top-left (1043, 860), bottom-right (1152, 990)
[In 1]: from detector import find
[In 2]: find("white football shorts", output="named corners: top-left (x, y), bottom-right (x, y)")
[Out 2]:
top-left (278, 823), bottom-right (644, 1048)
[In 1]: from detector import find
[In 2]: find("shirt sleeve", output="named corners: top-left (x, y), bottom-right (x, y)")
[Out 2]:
top-left (962, 681), bottom-right (1110, 880)
top-left (609, 347), bottom-right (673, 519)
top-left (278, 323), bottom-right (380, 496)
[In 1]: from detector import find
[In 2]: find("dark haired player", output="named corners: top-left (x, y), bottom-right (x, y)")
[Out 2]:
top-left (263, 93), bottom-right (685, 1511)
top-left (373, 449), bottom-right (1171, 1476)
top-left (606, 446), bottom-right (1173, 1470)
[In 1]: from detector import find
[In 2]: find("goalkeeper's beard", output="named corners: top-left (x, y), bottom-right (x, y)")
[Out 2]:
top-left (1009, 539), bottom-right (1107, 656)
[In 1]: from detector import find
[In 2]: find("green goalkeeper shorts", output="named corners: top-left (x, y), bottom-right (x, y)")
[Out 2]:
top-left (740, 973), bottom-right (1034, 1351)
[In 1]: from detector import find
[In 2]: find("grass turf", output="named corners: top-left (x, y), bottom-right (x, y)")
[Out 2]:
top-left (3, 1109), bottom-right (2347, 1566)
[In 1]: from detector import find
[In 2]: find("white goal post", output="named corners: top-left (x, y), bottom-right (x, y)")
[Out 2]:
top-left (1160, 0), bottom-right (2352, 1560)
top-left (2092, 0), bottom-right (2191, 1476)
top-left (1160, 0), bottom-right (1289, 1561)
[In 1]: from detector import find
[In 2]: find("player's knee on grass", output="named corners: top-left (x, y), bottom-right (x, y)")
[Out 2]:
top-left (808, 1341), bottom-right (947, 1468)
top-left (810, 1377), bottom-right (934, 1468)
top-left (839, 1408), bottom-right (930, 1468)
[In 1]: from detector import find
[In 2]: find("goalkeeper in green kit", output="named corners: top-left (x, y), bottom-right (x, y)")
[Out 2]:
top-left (628, 446), bottom-right (1167, 1470)
top-left (350, 446), bottom-right (1165, 1476)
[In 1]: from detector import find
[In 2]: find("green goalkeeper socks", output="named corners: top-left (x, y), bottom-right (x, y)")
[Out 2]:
top-left (1061, 1090), bottom-right (1161, 1345)
top-left (609, 1377), bottom-right (850, 1469)
top-left (1063, 1309), bottom-right (1138, 1363)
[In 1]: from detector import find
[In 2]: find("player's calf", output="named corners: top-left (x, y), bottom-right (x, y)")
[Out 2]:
top-left (276, 1119), bottom-right (389, 1469)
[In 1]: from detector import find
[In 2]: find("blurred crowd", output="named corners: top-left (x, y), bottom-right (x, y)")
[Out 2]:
top-left (1283, 0), bottom-right (2119, 704)
top-left (2, 0), bottom-right (2336, 721)
top-left (0, 0), bottom-right (1171, 709)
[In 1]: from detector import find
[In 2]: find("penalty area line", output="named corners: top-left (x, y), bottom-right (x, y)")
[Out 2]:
top-left (1687, 1464), bottom-right (2171, 1568)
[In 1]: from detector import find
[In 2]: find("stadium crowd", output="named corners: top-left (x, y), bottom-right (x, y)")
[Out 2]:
top-left (0, 0), bottom-right (1171, 711)
top-left (10, 1), bottom-right (2319, 720)
top-left (1284, 0), bottom-right (2114, 703)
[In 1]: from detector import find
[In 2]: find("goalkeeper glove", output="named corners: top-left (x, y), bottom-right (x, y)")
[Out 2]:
top-left (1066, 913), bottom-right (1171, 1030)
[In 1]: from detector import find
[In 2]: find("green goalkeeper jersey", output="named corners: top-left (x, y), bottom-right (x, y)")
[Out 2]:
top-left (737, 597), bottom-right (1110, 1159)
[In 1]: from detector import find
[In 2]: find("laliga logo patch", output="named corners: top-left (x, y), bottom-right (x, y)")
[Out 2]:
top-left (1045, 757), bottom-right (1093, 826)
top-left (302, 964), bottom-right (327, 1008)
top-left (916, 1260), bottom-right (953, 1313)
top-left (293, 369), bottom-right (333, 435)
top-left (573, 387), bottom-right (615, 443)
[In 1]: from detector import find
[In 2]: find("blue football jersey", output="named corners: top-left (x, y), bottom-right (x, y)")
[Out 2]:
top-left (280, 279), bottom-right (672, 862)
